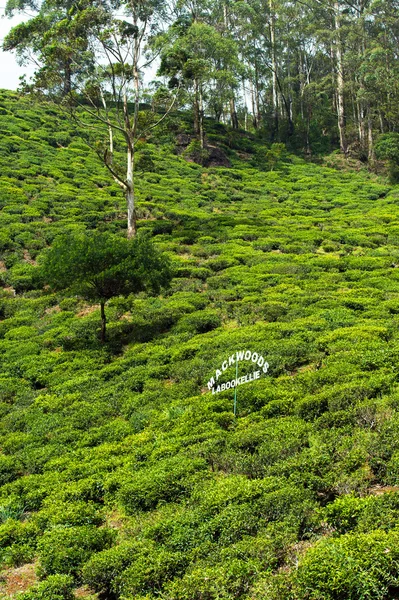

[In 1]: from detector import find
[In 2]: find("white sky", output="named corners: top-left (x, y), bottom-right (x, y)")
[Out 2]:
top-left (0, 12), bottom-right (36, 90)
top-left (0, 11), bottom-right (160, 91)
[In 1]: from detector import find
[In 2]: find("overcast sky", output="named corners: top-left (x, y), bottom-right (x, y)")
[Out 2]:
top-left (1, 11), bottom-right (161, 91)
top-left (1, 12), bottom-right (37, 90)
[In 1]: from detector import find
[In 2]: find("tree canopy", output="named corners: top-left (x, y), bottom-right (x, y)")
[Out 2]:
top-left (41, 231), bottom-right (172, 341)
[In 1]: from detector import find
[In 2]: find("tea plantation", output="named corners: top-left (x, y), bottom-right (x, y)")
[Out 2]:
top-left (2, 89), bottom-right (399, 599)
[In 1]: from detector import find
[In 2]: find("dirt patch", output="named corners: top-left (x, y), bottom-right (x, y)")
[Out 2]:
top-left (0, 563), bottom-right (37, 597)
top-left (23, 251), bottom-right (36, 266)
top-left (106, 509), bottom-right (126, 530)
top-left (3, 287), bottom-right (15, 297)
top-left (236, 151), bottom-right (253, 161)
top-left (176, 134), bottom-right (231, 168)
top-left (367, 485), bottom-right (399, 496)
top-left (205, 145), bottom-right (231, 168)
top-left (45, 305), bottom-right (61, 315)
top-left (77, 305), bottom-right (98, 318)
top-left (74, 585), bottom-right (98, 598)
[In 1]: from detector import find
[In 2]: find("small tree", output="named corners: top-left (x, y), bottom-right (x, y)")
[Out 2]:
top-left (3, 0), bottom-right (178, 238)
top-left (41, 231), bottom-right (172, 343)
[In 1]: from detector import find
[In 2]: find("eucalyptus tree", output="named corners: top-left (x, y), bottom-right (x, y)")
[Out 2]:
top-left (157, 15), bottom-right (239, 145)
top-left (3, 0), bottom-right (90, 96)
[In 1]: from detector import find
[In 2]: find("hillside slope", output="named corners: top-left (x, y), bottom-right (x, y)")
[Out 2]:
top-left (1, 90), bottom-right (399, 599)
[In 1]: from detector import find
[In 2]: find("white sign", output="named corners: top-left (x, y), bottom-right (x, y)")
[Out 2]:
top-left (207, 349), bottom-right (269, 395)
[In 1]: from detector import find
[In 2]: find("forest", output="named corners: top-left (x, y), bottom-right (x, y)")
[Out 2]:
top-left (2, 0), bottom-right (399, 598)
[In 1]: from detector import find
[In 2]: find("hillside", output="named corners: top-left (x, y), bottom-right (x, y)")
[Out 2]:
top-left (2, 89), bottom-right (399, 599)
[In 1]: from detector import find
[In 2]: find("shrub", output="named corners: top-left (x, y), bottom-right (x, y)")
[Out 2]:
top-left (18, 575), bottom-right (75, 600)
top-left (118, 457), bottom-right (207, 513)
top-left (37, 525), bottom-right (116, 579)
top-left (82, 541), bottom-right (138, 595)
top-left (6, 263), bottom-right (42, 293)
top-left (375, 133), bottom-right (399, 183)
top-left (114, 546), bottom-right (187, 597)
top-left (322, 494), bottom-right (371, 534)
top-left (175, 310), bottom-right (221, 334)
top-left (163, 559), bottom-right (259, 600)
top-left (293, 529), bottom-right (399, 600)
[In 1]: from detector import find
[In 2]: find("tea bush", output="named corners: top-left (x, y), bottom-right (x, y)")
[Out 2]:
top-left (1, 91), bottom-right (399, 597)
top-left (18, 575), bottom-right (75, 600)
top-left (37, 525), bottom-right (115, 579)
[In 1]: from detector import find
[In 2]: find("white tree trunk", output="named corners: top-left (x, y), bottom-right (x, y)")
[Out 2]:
top-left (367, 105), bottom-right (375, 163)
top-left (100, 90), bottom-right (113, 163)
top-left (199, 84), bottom-right (205, 149)
top-left (334, 1), bottom-right (347, 155)
top-left (269, 0), bottom-right (278, 135)
top-left (126, 143), bottom-right (136, 239)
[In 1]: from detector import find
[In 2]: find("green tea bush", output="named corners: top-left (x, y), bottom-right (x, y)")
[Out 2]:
top-left (118, 457), bottom-right (207, 513)
top-left (174, 310), bottom-right (221, 334)
top-left (0, 517), bottom-right (40, 566)
top-left (37, 525), bottom-right (115, 579)
top-left (18, 575), bottom-right (75, 600)
top-left (35, 499), bottom-right (103, 528)
top-left (293, 529), bottom-right (399, 600)
top-left (6, 263), bottom-right (42, 293)
top-left (82, 540), bottom-right (138, 595)
top-left (114, 546), bottom-right (187, 597)
top-left (164, 558), bottom-right (258, 600)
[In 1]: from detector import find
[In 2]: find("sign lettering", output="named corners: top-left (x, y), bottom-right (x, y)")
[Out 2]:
top-left (207, 350), bottom-right (269, 394)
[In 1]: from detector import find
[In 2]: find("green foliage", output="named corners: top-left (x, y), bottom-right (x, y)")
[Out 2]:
top-left (1, 92), bottom-right (399, 598)
top-left (37, 525), bottom-right (115, 579)
top-left (293, 529), bottom-right (399, 600)
top-left (40, 231), bottom-right (172, 342)
top-left (41, 231), bottom-right (172, 302)
top-left (82, 541), bottom-right (137, 595)
top-left (375, 133), bottom-right (399, 183)
top-left (118, 457), bottom-right (207, 513)
top-left (183, 140), bottom-right (210, 166)
top-left (18, 575), bottom-right (75, 600)
top-left (174, 309), bottom-right (221, 334)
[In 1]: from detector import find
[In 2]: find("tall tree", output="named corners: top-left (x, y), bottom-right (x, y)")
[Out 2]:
top-left (3, 0), bottom-right (90, 96)
top-left (5, 0), bottom-right (177, 238)
top-left (158, 17), bottom-right (238, 146)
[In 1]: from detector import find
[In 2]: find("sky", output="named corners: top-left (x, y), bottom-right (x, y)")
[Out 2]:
top-left (0, 11), bottom-right (160, 91)
top-left (0, 12), bottom-right (36, 90)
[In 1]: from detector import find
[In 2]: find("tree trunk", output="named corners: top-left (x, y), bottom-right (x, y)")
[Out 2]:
top-left (223, 3), bottom-right (239, 130)
top-left (230, 97), bottom-right (239, 129)
top-left (357, 99), bottom-right (365, 149)
top-left (269, 0), bottom-right (278, 138)
top-left (126, 143), bottom-right (136, 239)
top-left (299, 49), bottom-right (305, 120)
top-left (194, 78), bottom-right (200, 136)
top-left (100, 300), bottom-right (106, 343)
top-left (379, 112), bottom-right (384, 133)
top-left (242, 79), bottom-right (248, 131)
top-left (250, 79), bottom-right (257, 128)
top-left (330, 43), bottom-right (337, 115)
top-left (63, 58), bottom-right (72, 97)
top-left (101, 90), bottom-right (114, 164)
top-left (367, 105), bottom-right (375, 163)
top-left (254, 65), bottom-right (261, 128)
top-left (199, 84), bottom-right (205, 149)
top-left (334, 2), bottom-right (347, 155)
